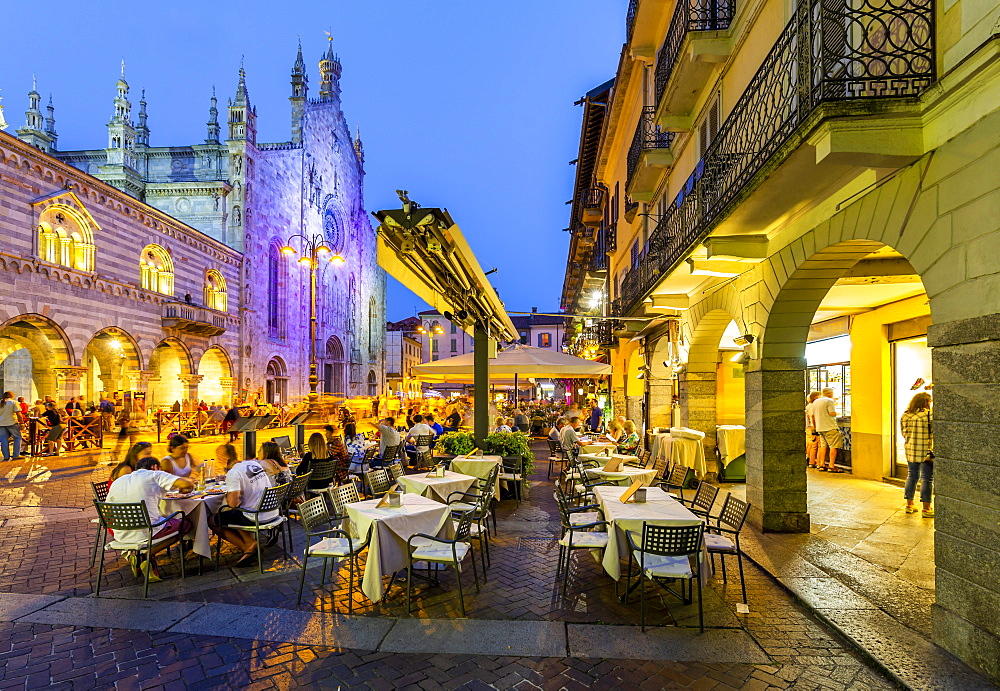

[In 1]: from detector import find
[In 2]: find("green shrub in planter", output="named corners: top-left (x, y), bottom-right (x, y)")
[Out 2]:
top-left (436, 431), bottom-right (477, 456)
top-left (484, 431), bottom-right (535, 475)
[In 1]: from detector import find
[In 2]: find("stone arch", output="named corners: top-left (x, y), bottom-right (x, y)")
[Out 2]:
top-left (265, 356), bottom-right (288, 405)
top-left (367, 369), bottom-right (378, 396)
top-left (323, 335), bottom-right (347, 397)
top-left (0, 313), bottom-right (75, 402)
top-left (82, 327), bottom-right (143, 404)
top-left (196, 345), bottom-right (234, 406)
top-left (140, 244), bottom-right (175, 295)
top-left (148, 338), bottom-right (194, 411)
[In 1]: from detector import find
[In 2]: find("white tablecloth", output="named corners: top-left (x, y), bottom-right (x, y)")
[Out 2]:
top-left (585, 466), bottom-right (658, 487)
top-left (345, 494), bottom-right (453, 602)
top-left (448, 457), bottom-right (502, 496)
top-left (162, 492), bottom-right (225, 558)
top-left (648, 432), bottom-right (706, 476)
top-left (716, 425), bottom-right (746, 467)
top-left (579, 440), bottom-right (618, 454)
top-left (398, 471), bottom-right (477, 504)
top-left (592, 485), bottom-right (711, 584)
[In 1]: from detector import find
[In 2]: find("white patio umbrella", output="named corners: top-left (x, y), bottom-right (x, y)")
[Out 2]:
top-left (412, 343), bottom-right (611, 380)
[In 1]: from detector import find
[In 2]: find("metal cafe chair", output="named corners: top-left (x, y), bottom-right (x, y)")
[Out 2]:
top-left (281, 471), bottom-right (313, 552)
top-left (625, 521), bottom-right (705, 632)
top-left (295, 495), bottom-right (371, 612)
top-left (554, 490), bottom-right (610, 597)
top-left (659, 463), bottom-right (693, 501)
top-left (89, 480), bottom-right (110, 567)
top-left (364, 467), bottom-right (392, 499)
top-left (93, 501), bottom-right (187, 599)
top-left (677, 480), bottom-right (720, 519)
top-left (546, 438), bottom-right (563, 479)
top-left (704, 493), bottom-right (752, 604)
top-left (406, 507), bottom-right (481, 617)
top-left (215, 482), bottom-right (290, 574)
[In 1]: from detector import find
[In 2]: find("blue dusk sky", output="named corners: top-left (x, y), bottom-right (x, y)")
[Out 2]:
top-left (2, 1), bottom-right (623, 321)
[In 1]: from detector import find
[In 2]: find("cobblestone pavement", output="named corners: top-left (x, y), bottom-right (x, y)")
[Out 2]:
top-left (0, 437), bottom-right (899, 689)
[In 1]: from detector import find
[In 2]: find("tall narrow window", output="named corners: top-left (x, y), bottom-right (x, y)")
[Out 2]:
top-left (538, 333), bottom-right (551, 348)
top-left (38, 206), bottom-right (95, 271)
top-left (450, 338), bottom-right (457, 352)
top-left (140, 245), bottom-right (174, 295)
top-left (204, 269), bottom-right (228, 311)
top-left (268, 245), bottom-right (281, 337)
top-left (368, 297), bottom-right (378, 356)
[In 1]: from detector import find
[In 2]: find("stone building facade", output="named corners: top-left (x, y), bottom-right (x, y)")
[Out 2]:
top-left (561, 0), bottom-right (1000, 679)
top-left (0, 44), bottom-right (384, 410)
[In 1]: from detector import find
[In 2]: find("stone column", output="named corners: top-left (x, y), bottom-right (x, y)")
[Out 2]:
top-left (744, 357), bottom-right (809, 533)
top-left (679, 370), bottom-right (718, 473)
top-left (53, 367), bottom-right (88, 402)
top-left (927, 315), bottom-right (1000, 681)
top-left (97, 374), bottom-right (118, 395)
top-left (179, 374), bottom-right (203, 405)
top-left (220, 377), bottom-right (237, 406)
top-left (647, 380), bottom-right (674, 429)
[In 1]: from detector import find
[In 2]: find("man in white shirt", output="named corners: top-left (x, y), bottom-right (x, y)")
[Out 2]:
top-left (560, 416), bottom-right (583, 457)
top-left (405, 414), bottom-right (435, 466)
top-left (809, 388), bottom-right (843, 472)
top-left (213, 457), bottom-right (278, 567)
top-left (549, 418), bottom-right (566, 445)
top-left (106, 457), bottom-right (194, 580)
top-left (378, 416), bottom-right (401, 460)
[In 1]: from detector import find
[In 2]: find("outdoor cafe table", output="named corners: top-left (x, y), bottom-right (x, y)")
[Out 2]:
top-left (648, 432), bottom-right (707, 477)
top-left (448, 455), bottom-right (502, 495)
top-left (584, 463), bottom-right (658, 487)
top-left (591, 485), bottom-right (711, 585)
top-left (579, 439), bottom-right (618, 454)
top-left (162, 489), bottom-right (226, 559)
top-left (344, 494), bottom-right (454, 602)
top-left (397, 470), bottom-right (478, 504)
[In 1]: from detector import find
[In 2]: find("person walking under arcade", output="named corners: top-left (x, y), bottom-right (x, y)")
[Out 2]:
top-left (901, 392), bottom-right (934, 517)
top-left (0, 392), bottom-right (24, 461)
top-left (806, 390), bottom-right (822, 468)
top-left (810, 388), bottom-right (844, 472)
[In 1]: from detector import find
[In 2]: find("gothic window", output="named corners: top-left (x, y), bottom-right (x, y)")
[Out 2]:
top-left (37, 207), bottom-right (94, 272)
top-left (140, 245), bottom-right (174, 295)
top-left (322, 199), bottom-right (344, 254)
top-left (204, 269), bottom-right (228, 312)
top-left (268, 244), bottom-right (283, 338)
top-left (367, 370), bottom-right (378, 396)
top-left (367, 297), bottom-right (378, 356)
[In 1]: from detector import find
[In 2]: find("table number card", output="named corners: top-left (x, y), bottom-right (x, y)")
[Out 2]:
top-left (602, 456), bottom-right (625, 473)
top-left (619, 477), bottom-right (645, 503)
top-left (376, 488), bottom-right (404, 508)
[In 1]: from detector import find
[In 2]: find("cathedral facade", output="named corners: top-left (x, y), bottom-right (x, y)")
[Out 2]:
top-left (0, 44), bottom-right (385, 411)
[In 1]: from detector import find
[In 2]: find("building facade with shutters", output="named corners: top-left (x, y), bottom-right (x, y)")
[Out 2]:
top-left (561, 0), bottom-right (1000, 679)
top-left (0, 45), bottom-right (385, 410)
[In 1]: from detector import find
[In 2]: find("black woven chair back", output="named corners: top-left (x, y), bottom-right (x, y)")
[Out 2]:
top-left (640, 521), bottom-right (703, 557)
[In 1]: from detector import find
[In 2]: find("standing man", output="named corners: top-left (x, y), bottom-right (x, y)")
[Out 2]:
top-left (65, 396), bottom-right (82, 416)
top-left (587, 400), bottom-right (603, 433)
top-left (810, 388), bottom-right (844, 473)
top-left (99, 396), bottom-right (116, 433)
top-left (0, 392), bottom-right (24, 461)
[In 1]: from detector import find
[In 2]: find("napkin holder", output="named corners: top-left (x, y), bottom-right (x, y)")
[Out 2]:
top-left (377, 490), bottom-right (403, 508)
top-left (602, 456), bottom-right (624, 473)
top-left (435, 465), bottom-right (446, 478)
top-left (633, 488), bottom-right (648, 503)
top-left (619, 478), bottom-right (645, 503)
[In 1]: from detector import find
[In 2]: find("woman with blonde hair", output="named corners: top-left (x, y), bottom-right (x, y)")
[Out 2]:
top-left (493, 416), bottom-right (512, 433)
top-left (605, 419), bottom-right (623, 444)
top-left (296, 432), bottom-right (333, 490)
top-left (901, 392), bottom-right (934, 517)
top-left (617, 420), bottom-right (640, 455)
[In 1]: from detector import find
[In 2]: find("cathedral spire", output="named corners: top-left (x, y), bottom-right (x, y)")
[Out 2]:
top-left (353, 126), bottom-right (364, 169)
top-left (25, 78), bottom-right (43, 131)
top-left (0, 88), bottom-right (8, 131)
top-left (44, 94), bottom-right (57, 150)
top-left (228, 63), bottom-right (256, 144)
top-left (206, 86), bottom-right (220, 144)
top-left (234, 57), bottom-right (250, 106)
top-left (135, 89), bottom-right (149, 146)
top-left (290, 40), bottom-right (308, 144)
top-left (318, 35), bottom-right (342, 100)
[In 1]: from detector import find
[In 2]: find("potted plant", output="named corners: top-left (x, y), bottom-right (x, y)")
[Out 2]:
top-left (484, 431), bottom-right (535, 476)
top-left (436, 431), bottom-right (477, 458)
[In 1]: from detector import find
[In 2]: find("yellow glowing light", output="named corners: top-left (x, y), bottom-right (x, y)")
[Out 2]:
top-left (297, 256), bottom-right (313, 266)
top-left (330, 254), bottom-right (346, 266)
top-left (316, 244), bottom-right (331, 254)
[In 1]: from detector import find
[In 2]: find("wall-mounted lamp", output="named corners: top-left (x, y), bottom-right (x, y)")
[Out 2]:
top-left (732, 333), bottom-right (754, 346)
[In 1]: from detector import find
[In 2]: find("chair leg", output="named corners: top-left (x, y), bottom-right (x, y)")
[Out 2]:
top-left (90, 525), bottom-right (101, 568)
top-left (179, 538), bottom-right (186, 581)
top-left (297, 551), bottom-right (309, 605)
top-left (736, 552), bottom-right (747, 604)
top-left (697, 576), bottom-right (704, 633)
top-left (347, 554), bottom-right (355, 615)
top-left (94, 535), bottom-right (106, 596)
top-left (405, 557), bottom-right (412, 616)
top-left (470, 546), bottom-right (480, 594)
top-left (455, 560), bottom-right (466, 617)
top-left (640, 569), bottom-right (646, 632)
top-left (256, 529), bottom-right (264, 575)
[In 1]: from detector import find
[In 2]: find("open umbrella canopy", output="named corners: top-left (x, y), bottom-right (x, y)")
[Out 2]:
top-left (412, 343), bottom-right (611, 379)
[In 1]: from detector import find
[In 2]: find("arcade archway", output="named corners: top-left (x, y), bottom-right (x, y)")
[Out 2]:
top-left (197, 346), bottom-right (233, 405)
top-left (148, 339), bottom-right (193, 411)
top-left (0, 314), bottom-right (74, 401)
top-left (81, 328), bottom-right (142, 405)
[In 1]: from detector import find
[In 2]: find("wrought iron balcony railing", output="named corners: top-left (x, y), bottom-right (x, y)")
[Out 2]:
top-left (162, 301), bottom-right (227, 336)
top-left (627, 106), bottom-right (676, 187)
top-left (655, 0), bottom-right (735, 104)
top-left (627, 0), bottom-right (639, 42)
top-left (615, 0), bottom-right (934, 316)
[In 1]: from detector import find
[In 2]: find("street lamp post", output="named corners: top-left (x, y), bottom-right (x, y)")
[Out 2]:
top-left (416, 321), bottom-right (445, 362)
top-left (279, 234), bottom-right (345, 412)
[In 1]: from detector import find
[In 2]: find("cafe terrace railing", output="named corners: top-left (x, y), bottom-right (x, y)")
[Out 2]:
top-left (24, 416), bottom-right (103, 455)
top-left (614, 0), bottom-right (934, 316)
top-left (155, 406), bottom-right (296, 442)
top-left (654, 0), bottom-right (735, 104)
top-left (626, 106), bottom-right (676, 188)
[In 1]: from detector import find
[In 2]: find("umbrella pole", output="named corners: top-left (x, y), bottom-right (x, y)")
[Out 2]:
top-left (474, 325), bottom-right (490, 446)
top-left (513, 373), bottom-right (518, 403)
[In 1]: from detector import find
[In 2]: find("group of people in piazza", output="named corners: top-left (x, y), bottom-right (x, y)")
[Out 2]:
top-left (805, 387), bottom-right (934, 516)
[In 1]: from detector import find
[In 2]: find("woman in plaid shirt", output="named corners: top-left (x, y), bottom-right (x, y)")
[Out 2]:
top-left (901, 392), bottom-right (934, 517)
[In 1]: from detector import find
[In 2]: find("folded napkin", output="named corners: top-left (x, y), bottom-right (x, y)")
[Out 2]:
top-left (670, 427), bottom-right (706, 440)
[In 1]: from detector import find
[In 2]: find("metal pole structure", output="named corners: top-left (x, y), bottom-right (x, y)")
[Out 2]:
top-left (474, 324), bottom-right (490, 446)
top-left (307, 252), bottom-right (319, 412)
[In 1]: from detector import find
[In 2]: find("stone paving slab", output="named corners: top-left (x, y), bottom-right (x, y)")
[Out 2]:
top-left (822, 608), bottom-right (991, 691)
top-left (0, 593), bottom-right (65, 621)
top-left (567, 623), bottom-right (770, 662)
top-left (167, 602), bottom-right (394, 650)
top-left (380, 618), bottom-right (567, 657)
top-left (780, 576), bottom-right (879, 610)
top-left (17, 596), bottom-right (203, 631)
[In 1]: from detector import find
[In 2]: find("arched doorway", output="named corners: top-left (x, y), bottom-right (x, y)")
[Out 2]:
top-left (197, 346), bottom-right (233, 405)
top-left (82, 328), bottom-right (143, 406)
top-left (265, 357), bottom-right (288, 405)
top-left (0, 314), bottom-right (74, 402)
top-left (323, 336), bottom-right (346, 397)
top-left (148, 339), bottom-right (193, 411)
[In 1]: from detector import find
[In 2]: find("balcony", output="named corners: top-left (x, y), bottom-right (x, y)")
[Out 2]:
top-left (580, 187), bottom-right (606, 227)
top-left (626, 106), bottom-right (676, 202)
top-left (162, 301), bottom-right (227, 336)
top-left (654, 0), bottom-right (734, 129)
top-left (614, 0), bottom-right (935, 316)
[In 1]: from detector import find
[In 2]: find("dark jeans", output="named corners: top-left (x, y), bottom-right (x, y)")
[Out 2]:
top-left (904, 461), bottom-right (933, 503)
